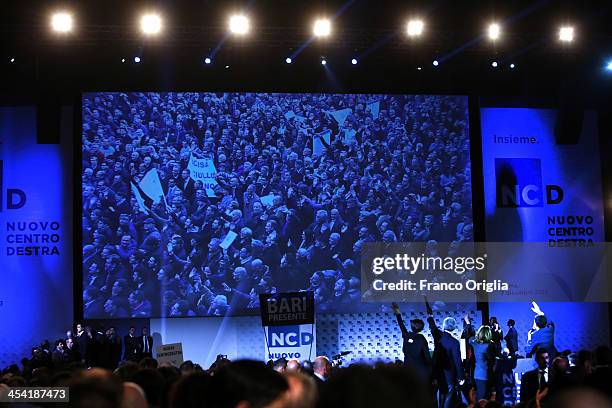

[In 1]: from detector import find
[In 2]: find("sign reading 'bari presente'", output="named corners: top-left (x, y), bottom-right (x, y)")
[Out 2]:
top-left (259, 292), bottom-right (315, 327)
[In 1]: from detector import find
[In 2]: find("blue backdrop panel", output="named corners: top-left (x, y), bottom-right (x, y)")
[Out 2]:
top-left (481, 107), bottom-right (609, 352)
top-left (0, 107), bottom-right (73, 368)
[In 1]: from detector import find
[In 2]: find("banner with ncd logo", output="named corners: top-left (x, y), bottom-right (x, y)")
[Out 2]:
top-left (259, 292), bottom-right (315, 361)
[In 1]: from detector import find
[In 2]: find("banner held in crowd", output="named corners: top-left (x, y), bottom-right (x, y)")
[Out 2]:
top-left (313, 130), bottom-right (331, 156)
top-left (155, 343), bottom-right (184, 366)
top-left (187, 154), bottom-right (219, 197)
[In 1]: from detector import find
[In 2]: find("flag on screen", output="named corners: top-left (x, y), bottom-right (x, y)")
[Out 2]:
top-left (131, 182), bottom-right (149, 213)
top-left (139, 169), bottom-right (167, 207)
top-left (328, 108), bottom-right (352, 126)
top-left (366, 102), bottom-right (380, 119)
top-left (313, 130), bottom-right (332, 156)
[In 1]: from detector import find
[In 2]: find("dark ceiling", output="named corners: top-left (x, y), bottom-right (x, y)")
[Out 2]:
top-left (1, 0), bottom-right (611, 107)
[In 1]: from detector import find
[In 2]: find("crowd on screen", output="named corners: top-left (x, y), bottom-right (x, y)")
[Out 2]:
top-left (81, 92), bottom-right (472, 318)
top-left (2, 310), bottom-right (611, 408)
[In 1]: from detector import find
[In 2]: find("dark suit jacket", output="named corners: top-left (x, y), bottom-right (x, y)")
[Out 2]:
top-left (395, 314), bottom-right (432, 379)
top-left (520, 368), bottom-right (548, 404)
top-left (179, 178), bottom-right (196, 199)
top-left (103, 336), bottom-right (122, 369)
top-left (75, 333), bottom-right (89, 361)
top-left (124, 335), bottom-right (140, 361)
top-left (139, 335), bottom-right (154, 356)
top-left (504, 327), bottom-right (519, 355)
top-left (427, 316), bottom-right (464, 388)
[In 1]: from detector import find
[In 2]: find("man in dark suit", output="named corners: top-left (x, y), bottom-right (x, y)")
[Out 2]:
top-left (51, 339), bottom-right (69, 367)
top-left (526, 314), bottom-right (556, 358)
top-left (427, 311), bottom-right (464, 408)
top-left (139, 327), bottom-right (153, 359)
top-left (178, 169), bottom-right (196, 200)
top-left (74, 323), bottom-right (89, 364)
top-left (103, 327), bottom-right (122, 369)
top-left (520, 348), bottom-right (550, 405)
top-left (123, 326), bottom-right (140, 362)
top-left (504, 319), bottom-right (519, 356)
top-left (65, 338), bottom-right (81, 363)
top-left (392, 302), bottom-right (432, 381)
top-left (312, 356), bottom-right (332, 385)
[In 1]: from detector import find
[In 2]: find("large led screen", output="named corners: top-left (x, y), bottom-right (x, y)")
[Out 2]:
top-left (82, 92), bottom-right (472, 318)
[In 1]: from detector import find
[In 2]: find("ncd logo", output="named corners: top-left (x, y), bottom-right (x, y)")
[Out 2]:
top-left (495, 158), bottom-right (563, 208)
top-left (267, 325), bottom-right (313, 360)
top-left (0, 160), bottom-right (27, 211)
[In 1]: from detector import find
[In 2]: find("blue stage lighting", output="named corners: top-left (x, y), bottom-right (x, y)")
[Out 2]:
top-left (286, 57), bottom-right (292, 64)
top-left (351, 58), bottom-right (357, 65)
top-left (433, 60), bottom-right (439, 66)
top-left (606, 60), bottom-right (612, 71)
top-left (321, 59), bottom-right (327, 65)
top-left (204, 57), bottom-right (211, 64)
top-left (134, 56), bottom-right (141, 63)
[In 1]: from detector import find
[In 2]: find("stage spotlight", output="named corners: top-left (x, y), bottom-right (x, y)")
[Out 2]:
top-left (204, 57), bottom-right (212, 64)
top-left (140, 13), bottom-right (162, 35)
top-left (229, 14), bottom-right (249, 35)
top-left (491, 61), bottom-right (498, 68)
top-left (488, 23), bottom-right (500, 40)
top-left (286, 57), bottom-right (292, 64)
top-left (351, 58), bottom-right (358, 65)
top-left (559, 26), bottom-right (574, 42)
top-left (121, 58), bottom-right (126, 63)
top-left (51, 12), bottom-right (73, 33)
top-left (432, 60), bottom-right (439, 66)
top-left (313, 18), bottom-right (331, 37)
top-left (9, 57), bottom-right (15, 63)
top-left (225, 65), bottom-right (230, 69)
top-left (510, 63), bottom-right (516, 69)
top-left (134, 56), bottom-right (141, 63)
top-left (606, 60), bottom-right (612, 71)
top-left (406, 19), bottom-right (424, 37)
top-left (321, 58), bottom-right (327, 65)
top-left (417, 66), bottom-right (422, 71)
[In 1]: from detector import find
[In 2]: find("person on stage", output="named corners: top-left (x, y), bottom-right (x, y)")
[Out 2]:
top-left (526, 302), bottom-right (557, 358)
top-left (123, 326), bottom-right (140, 362)
top-left (425, 299), bottom-right (464, 408)
top-left (504, 319), bottom-right (519, 357)
top-left (391, 302), bottom-right (433, 382)
top-left (139, 327), bottom-right (153, 360)
top-left (468, 325), bottom-right (497, 400)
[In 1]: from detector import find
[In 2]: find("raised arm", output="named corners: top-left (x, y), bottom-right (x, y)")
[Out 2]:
top-left (391, 303), bottom-right (409, 337)
top-left (461, 314), bottom-right (475, 340)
